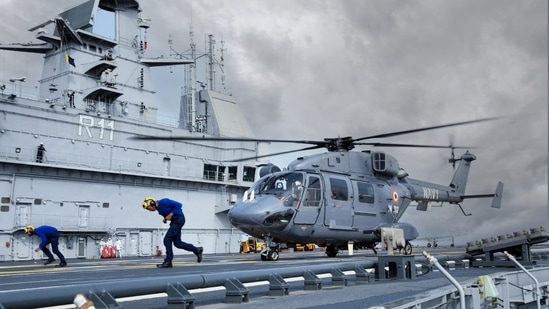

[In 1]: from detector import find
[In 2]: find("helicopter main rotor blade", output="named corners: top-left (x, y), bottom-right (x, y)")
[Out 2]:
top-left (130, 116), bottom-right (501, 156)
top-left (355, 142), bottom-right (476, 149)
top-left (131, 135), bottom-right (327, 146)
top-left (226, 145), bottom-right (325, 162)
top-left (352, 117), bottom-right (500, 142)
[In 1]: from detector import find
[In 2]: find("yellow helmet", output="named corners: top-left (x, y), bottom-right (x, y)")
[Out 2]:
top-left (142, 197), bottom-right (157, 209)
top-left (24, 225), bottom-right (35, 234)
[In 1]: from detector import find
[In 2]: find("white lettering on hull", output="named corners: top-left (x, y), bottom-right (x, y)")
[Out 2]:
top-left (78, 115), bottom-right (115, 140)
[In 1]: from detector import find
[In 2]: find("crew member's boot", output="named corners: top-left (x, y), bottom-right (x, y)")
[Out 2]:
top-left (196, 247), bottom-right (203, 263)
top-left (156, 261), bottom-right (173, 268)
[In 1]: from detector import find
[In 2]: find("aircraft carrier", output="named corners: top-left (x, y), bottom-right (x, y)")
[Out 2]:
top-left (0, 0), bottom-right (262, 262)
top-left (1, 1), bottom-right (549, 309)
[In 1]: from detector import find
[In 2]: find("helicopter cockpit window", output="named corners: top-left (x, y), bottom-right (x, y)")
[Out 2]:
top-left (258, 172), bottom-right (305, 207)
top-left (275, 178), bottom-right (286, 190)
top-left (245, 174), bottom-right (271, 198)
top-left (329, 178), bottom-right (348, 201)
top-left (357, 182), bottom-right (375, 204)
top-left (303, 176), bottom-right (321, 207)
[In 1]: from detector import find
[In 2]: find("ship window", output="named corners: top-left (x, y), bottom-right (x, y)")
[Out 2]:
top-left (228, 166), bottom-right (237, 181)
top-left (1, 197), bottom-right (10, 203)
top-left (218, 166), bottom-right (225, 181)
top-left (34, 199), bottom-right (42, 205)
top-left (203, 164), bottom-right (217, 181)
top-left (0, 205), bottom-right (8, 212)
top-left (243, 166), bottom-right (255, 182)
top-left (329, 178), bottom-right (348, 201)
top-left (102, 202), bottom-right (109, 208)
top-left (89, 45), bottom-right (97, 53)
top-left (357, 182), bottom-right (375, 204)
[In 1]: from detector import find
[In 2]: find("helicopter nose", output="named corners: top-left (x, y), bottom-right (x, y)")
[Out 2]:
top-left (228, 196), bottom-right (292, 230)
top-left (228, 202), bottom-right (262, 227)
top-left (228, 196), bottom-right (276, 226)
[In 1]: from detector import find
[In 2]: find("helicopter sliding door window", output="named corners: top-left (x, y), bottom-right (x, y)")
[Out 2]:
top-left (329, 178), bottom-right (348, 201)
top-left (356, 182), bottom-right (375, 204)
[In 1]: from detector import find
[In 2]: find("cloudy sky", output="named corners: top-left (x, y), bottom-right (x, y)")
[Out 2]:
top-left (0, 0), bottom-right (546, 245)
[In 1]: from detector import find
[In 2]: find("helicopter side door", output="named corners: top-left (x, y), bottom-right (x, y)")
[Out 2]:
top-left (293, 175), bottom-right (322, 225)
top-left (324, 176), bottom-right (354, 229)
top-left (351, 181), bottom-right (377, 229)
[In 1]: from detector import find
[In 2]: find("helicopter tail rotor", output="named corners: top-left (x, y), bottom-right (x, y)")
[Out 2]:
top-left (448, 146), bottom-right (460, 169)
top-left (446, 135), bottom-right (474, 170)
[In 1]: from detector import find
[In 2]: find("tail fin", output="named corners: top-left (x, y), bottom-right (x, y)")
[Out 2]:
top-left (449, 151), bottom-right (476, 195)
top-left (490, 182), bottom-right (504, 208)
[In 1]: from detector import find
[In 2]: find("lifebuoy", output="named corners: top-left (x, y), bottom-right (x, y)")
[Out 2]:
top-left (392, 189), bottom-right (400, 204)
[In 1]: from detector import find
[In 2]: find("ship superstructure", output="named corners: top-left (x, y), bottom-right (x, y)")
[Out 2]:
top-left (0, 0), bottom-right (261, 261)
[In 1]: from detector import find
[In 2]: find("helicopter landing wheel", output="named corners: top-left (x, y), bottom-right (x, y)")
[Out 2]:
top-left (260, 249), bottom-right (279, 261)
top-left (403, 241), bottom-right (413, 255)
top-left (259, 235), bottom-right (279, 261)
top-left (267, 249), bottom-right (279, 261)
top-left (325, 245), bottom-right (338, 257)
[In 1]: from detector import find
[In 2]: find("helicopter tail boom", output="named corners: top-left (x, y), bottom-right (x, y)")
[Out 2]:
top-left (405, 151), bottom-right (476, 207)
top-left (405, 152), bottom-right (504, 211)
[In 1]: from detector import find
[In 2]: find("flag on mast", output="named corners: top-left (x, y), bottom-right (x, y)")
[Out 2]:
top-left (66, 53), bottom-right (76, 67)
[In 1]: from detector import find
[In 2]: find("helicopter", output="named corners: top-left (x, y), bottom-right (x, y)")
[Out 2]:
top-left (136, 118), bottom-right (504, 261)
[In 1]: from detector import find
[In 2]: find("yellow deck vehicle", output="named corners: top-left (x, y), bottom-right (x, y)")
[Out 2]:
top-left (295, 243), bottom-right (316, 251)
top-left (240, 237), bottom-right (266, 254)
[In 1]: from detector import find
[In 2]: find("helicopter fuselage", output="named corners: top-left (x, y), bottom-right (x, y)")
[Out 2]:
top-left (228, 151), bottom-right (426, 249)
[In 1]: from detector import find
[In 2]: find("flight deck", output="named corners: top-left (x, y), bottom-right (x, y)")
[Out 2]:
top-left (1, 246), bottom-right (548, 309)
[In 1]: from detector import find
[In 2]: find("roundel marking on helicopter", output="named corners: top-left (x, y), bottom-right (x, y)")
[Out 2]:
top-left (392, 189), bottom-right (400, 204)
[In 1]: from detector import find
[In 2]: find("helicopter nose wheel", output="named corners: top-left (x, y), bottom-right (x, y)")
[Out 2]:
top-left (260, 249), bottom-right (280, 261)
top-left (260, 235), bottom-right (280, 261)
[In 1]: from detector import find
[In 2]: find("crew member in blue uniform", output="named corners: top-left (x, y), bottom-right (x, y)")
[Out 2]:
top-left (24, 225), bottom-right (67, 267)
top-left (142, 197), bottom-right (203, 268)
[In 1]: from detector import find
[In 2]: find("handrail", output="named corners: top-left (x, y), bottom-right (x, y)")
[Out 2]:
top-left (0, 254), bottom-right (466, 309)
top-left (505, 251), bottom-right (541, 309)
top-left (423, 251), bottom-right (465, 309)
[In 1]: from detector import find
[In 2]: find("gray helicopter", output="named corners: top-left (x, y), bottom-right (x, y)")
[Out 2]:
top-left (137, 118), bottom-right (504, 261)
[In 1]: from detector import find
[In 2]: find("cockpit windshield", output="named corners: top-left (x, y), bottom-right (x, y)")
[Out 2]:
top-left (247, 172), bottom-right (305, 207)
